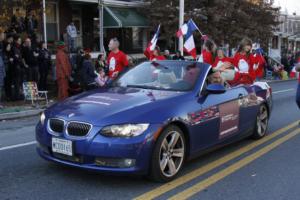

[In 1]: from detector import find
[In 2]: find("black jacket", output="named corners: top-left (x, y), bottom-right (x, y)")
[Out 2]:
top-left (22, 46), bottom-right (38, 67)
top-left (82, 59), bottom-right (97, 86)
top-left (38, 48), bottom-right (51, 71)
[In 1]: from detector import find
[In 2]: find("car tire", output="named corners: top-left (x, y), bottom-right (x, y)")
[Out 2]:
top-left (149, 125), bottom-right (186, 182)
top-left (252, 104), bottom-right (269, 140)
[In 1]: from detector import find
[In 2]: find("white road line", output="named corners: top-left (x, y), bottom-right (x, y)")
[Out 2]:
top-left (272, 89), bottom-right (295, 94)
top-left (0, 141), bottom-right (36, 151)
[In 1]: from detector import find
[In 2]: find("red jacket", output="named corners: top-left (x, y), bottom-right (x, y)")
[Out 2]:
top-left (56, 49), bottom-right (71, 80)
top-left (251, 53), bottom-right (266, 78)
top-left (231, 53), bottom-right (255, 85)
top-left (144, 48), bottom-right (166, 61)
top-left (201, 49), bottom-right (214, 65)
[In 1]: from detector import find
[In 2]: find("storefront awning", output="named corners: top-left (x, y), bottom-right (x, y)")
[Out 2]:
top-left (104, 7), bottom-right (149, 28)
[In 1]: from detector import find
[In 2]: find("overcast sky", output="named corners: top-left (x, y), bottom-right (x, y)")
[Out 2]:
top-left (274, 0), bottom-right (300, 14)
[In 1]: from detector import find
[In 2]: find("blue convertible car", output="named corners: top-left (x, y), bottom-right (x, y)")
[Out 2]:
top-left (36, 61), bottom-right (272, 182)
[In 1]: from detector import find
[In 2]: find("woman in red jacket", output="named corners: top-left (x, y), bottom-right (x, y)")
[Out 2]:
top-left (145, 46), bottom-right (166, 61)
top-left (198, 39), bottom-right (216, 65)
top-left (251, 47), bottom-right (266, 80)
top-left (232, 38), bottom-right (256, 85)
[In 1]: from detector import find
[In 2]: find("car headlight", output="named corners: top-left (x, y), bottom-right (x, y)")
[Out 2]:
top-left (40, 112), bottom-right (46, 126)
top-left (100, 124), bottom-right (149, 137)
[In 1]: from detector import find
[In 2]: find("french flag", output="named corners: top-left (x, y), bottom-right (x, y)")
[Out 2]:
top-left (144, 25), bottom-right (160, 59)
top-left (183, 19), bottom-right (198, 59)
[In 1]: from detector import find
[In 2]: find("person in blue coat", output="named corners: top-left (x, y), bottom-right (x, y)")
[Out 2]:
top-left (81, 49), bottom-right (97, 90)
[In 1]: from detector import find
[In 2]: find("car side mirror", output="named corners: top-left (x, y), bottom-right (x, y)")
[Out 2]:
top-left (206, 84), bottom-right (226, 94)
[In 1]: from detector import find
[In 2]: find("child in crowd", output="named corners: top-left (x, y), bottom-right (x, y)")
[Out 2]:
top-left (95, 67), bottom-right (109, 87)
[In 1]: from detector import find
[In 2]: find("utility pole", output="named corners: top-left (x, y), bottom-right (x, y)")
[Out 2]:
top-left (98, 0), bottom-right (104, 53)
top-left (42, 0), bottom-right (47, 48)
top-left (179, 0), bottom-right (184, 54)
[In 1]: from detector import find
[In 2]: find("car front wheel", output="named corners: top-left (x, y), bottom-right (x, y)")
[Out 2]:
top-left (149, 125), bottom-right (186, 182)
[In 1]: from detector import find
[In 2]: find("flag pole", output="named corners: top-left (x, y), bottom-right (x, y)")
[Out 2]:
top-left (179, 0), bottom-right (184, 54)
top-left (190, 19), bottom-right (204, 37)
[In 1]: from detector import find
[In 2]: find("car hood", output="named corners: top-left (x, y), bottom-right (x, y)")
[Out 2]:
top-left (47, 87), bottom-right (187, 126)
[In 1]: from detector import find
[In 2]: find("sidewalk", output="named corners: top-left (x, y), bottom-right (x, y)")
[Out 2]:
top-left (0, 78), bottom-right (297, 121)
top-left (264, 78), bottom-right (297, 83)
top-left (0, 101), bottom-right (51, 121)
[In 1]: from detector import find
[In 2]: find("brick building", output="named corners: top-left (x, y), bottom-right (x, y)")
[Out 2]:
top-left (0, 0), bottom-right (150, 53)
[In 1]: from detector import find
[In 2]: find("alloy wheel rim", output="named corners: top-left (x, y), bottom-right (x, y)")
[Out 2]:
top-left (257, 106), bottom-right (268, 136)
top-left (159, 131), bottom-right (185, 178)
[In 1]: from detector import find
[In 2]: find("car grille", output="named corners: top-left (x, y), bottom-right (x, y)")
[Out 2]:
top-left (67, 122), bottom-right (92, 137)
top-left (49, 118), bottom-right (65, 133)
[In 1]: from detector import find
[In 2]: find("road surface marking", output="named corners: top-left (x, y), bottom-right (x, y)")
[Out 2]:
top-left (272, 89), bottom-right (294, 94)
top-left (0, 141), bottom-right (36, 151)
top-left (134, 121), bottom-right (298, 200)
top-left (168, 128), bottom-right (300, 200)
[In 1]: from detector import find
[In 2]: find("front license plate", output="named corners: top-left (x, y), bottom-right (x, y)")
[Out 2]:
top-left (52, 138), bottom-right (73, 156)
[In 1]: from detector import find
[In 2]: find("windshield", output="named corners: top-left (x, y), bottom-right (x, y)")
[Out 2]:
top-left (114, 61), bottom-right (201, 91)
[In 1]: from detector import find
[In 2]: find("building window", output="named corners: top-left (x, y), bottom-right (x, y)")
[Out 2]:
top-left (132, 27), bottom-right (143, 50)
top-left (46, 2), bottom-right (58, 41)
top-left (272, 36), bottom-right (278, 49)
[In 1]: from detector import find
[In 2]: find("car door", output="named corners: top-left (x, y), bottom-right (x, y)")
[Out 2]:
top-left (189, 85), bottom-right (247, 154)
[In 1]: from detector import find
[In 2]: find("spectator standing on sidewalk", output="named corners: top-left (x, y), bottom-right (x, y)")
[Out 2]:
top-left (71, 47), bottom-right (84, 87)
top-left (164, 50), bottom-right (171, 60)
top-left (95, 53), bottom-right (107, 74)
top-left (173, 50), bottom-right (185, 60)
top-left (81, 49), bottom-right (97, 90)
top-left (0, 29), bottom-right (6, 108)
top-left (107, 38), bottom-right (128, 79)
top-left (22, 38), bottom-right (39, 82)
top-left (10, 35), bottom-right (23, 100)
top-left (25, 12), bottom-right (38, 45)
top-left (56, 42), bottom-right (71, 101)
top-left (4, 34), bottom-right (14, 100)
top-left (66, 22), bottom-right (77, 53)
top-left (38, 41), bottom-right (51, 91)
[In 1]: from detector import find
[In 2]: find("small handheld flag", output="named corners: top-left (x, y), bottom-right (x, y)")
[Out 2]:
top-left (183, 19), bottom-right (198, 59)
top-left (144, 25), bottom-right (161, 59)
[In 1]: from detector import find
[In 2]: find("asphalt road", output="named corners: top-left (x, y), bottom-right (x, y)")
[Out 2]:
top-left (1, 80), bottom-right (300, 200)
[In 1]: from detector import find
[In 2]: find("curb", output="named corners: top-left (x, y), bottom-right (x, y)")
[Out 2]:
top-left (265, 78), bottom-right (297, 83)
top-left (0, 109), bottom-right (44, 121)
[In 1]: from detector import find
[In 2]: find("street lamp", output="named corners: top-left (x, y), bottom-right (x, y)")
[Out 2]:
top-left (179, 0), bottom-right (184, 54)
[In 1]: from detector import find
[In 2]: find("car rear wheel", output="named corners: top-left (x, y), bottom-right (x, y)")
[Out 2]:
top-left (149, 125), bottom-right (186, 182)
top-left (252, 104), bottom-right (269, 139)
